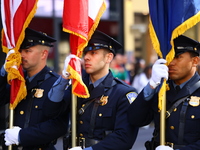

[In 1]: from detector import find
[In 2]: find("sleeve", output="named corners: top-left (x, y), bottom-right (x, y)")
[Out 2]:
top-left (84, 147), bottom-right (93, 150)
top-left (92, 88), bottom-right (139, 150)
top-left (0, 66), bottom-right (10, 106)
top-left (143, 83), bottom-right (156, 101)
top-left (19, 112), bottom-right (70, 147)
top-left (48, 76), bottom-right (70, 102)
top-left (127, 89), bottom-right (155, 127)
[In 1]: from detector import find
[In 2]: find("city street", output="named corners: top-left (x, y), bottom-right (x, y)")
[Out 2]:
top-left (131, 125), bottom-right (154, 150)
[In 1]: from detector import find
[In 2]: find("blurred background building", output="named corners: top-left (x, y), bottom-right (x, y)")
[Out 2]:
top-left (0, 0), bottom-right (200, 131)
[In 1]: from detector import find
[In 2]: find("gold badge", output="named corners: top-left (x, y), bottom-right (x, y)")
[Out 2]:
top-left (100, 95), bottom-right (108, 106)
top-left (34, 89), bottom-right (44, 98)
top-left (189, 96), bottom-right (200, 107)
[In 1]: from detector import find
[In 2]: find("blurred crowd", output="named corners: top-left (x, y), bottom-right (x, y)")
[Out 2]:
top-left (109, 53), bottom-right (152, 94)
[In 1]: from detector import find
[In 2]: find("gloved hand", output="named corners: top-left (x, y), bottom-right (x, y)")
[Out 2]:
top-left (149, 59), bottom-right (168, 88)
top-left (68, 146), bottom-right (83, 150)
top-left (4, 49), bottom-right (15, 69)
top-left (156, 145), bottom-right (173, 150)
top-left (62, 54), bottom-right (81, 78)
top-left (4, 126), bottom-right (21, 146)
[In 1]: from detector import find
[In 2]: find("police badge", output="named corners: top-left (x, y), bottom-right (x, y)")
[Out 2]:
top-left (100, 95), bottom-right (108, 106)
top-left (34, 89), bottom-right (44, 98)
top-left (189, 96), bottom-right (200, 107)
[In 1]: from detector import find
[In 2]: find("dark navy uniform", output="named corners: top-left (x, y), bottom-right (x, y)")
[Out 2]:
top-left (44, 30), bottom-right (139, 150)
top-left (128, 73), bottom-right (200, 150)
top-left (0, 28), bottom-right (70, 150)
top-left (77, 71), bottom-right (138, 150)
top-left (0, 66), bottom-right (70, 150)
top-left (128, 35), bottom-right (200, 150)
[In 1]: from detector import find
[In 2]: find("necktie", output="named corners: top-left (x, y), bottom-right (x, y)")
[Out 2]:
top-left (176, 85), bottom-right (181, 93)
top-left (88, 84), bottom-right (94, 92)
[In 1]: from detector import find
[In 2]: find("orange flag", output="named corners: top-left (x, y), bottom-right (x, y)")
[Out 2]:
top-left (63, 0), bottom-right (106, 98)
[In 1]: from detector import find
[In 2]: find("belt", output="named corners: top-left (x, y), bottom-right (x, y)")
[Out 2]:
top-left (78, 137), bottom-right (100, 148)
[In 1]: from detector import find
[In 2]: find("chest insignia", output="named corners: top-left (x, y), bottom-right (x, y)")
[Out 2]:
top-left (34, 89), bottom-right (44, 98)
top-left (100, 95), bottom-right (108, 106)
top-left (189, 96), bottom-right (200, 107)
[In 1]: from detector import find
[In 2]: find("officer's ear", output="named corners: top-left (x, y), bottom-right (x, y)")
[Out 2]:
top-left (192, 56), bottom-right (199, 67)
top-left (106, 52), bottom-right (114, 64)
top-left (41, 48), bottom-right (49, 59)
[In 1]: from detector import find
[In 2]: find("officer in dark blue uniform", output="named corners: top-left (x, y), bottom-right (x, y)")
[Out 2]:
top-left (46, 30), bottom-right (139, 150)
top-left (128, 35), bottom-right (200, 150)
top-left (0, 28), bottom-right (70, 150)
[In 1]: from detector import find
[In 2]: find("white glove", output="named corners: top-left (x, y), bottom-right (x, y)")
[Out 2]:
top-left (4, 126), bottom-right (21, 146)
top-left (4, 49), bottom-right (16, 69)
top-left (68, 146), bottom-right (83, 150)
top-left (62, 54), bottom-right (81, 78)
top-left (156, 145), bottom-right (173, 150)
top-left (149, 59), bottom-right (168, 88)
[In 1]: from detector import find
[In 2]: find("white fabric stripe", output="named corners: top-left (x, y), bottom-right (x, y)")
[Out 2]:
top-left (89, 0), bottom-right (105, 20)
top-left (10, 0), bottom-right (23, 48)
top-left (1, 0), bottom-right (22, 49)
top-left (1, 0), bottom-right (12, 48)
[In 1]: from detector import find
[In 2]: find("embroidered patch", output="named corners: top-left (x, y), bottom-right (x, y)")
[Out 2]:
top-left (126, 92), bottom-right (138, 104)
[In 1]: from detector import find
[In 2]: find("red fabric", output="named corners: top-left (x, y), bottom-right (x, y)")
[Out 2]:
top-left (1, 0), bottom-right (38, 109)
top-left (62, 0), bottom-right (106, 98)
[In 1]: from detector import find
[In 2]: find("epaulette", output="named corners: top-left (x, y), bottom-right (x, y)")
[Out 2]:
top-left (46, 70), bottom-right (59, 79)
top-left (114, 77), bottom-right (131, 87)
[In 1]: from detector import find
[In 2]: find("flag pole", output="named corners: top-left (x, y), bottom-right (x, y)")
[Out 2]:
top-left (71, 93), bottom-right (77, 147)
top-left (8, 109), bottom-right (14, 150)
top-left (160, 80), bottom-right (166, 145)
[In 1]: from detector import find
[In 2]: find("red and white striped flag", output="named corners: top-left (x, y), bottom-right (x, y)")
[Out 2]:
top-left (63, 0), bottom-right (106, 98)
top-left (1, 0), bottom-right (38, 109)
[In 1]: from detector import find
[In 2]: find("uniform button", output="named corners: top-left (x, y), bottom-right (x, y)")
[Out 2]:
top-left (20, 111), bottom-right (24, 115)
top-left (191, 115), bottom-right (195, 119)
top-left (99, 113), bottom-right (102, 117)
top-left (35, 105), bottom-right (38, 108)
top-left (173, 108), bottom-right (177, 112)
top-left (82, 104), bottom-right (85, 107)
top-left (80, 121), bottom-right (83, 124)
top-left (170, 126), bottom-right (174, 130)
top-left (79, 133), bottom-right (83, 137)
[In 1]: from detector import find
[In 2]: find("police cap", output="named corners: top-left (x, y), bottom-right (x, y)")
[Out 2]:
top-left (174, 35), bottom-right (200, 56)
top-left (20, 28), bottom-right (56, 49)
top-left (83, 30), bottom-right (122, 55)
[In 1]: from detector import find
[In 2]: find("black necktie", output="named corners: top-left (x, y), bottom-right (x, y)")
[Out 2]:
top-left (176, 85), bottom-right (181, 93)
top-left (88, 84), bottom-right (94, 92)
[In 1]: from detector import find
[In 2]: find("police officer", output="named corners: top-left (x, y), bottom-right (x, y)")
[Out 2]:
top-left (47, 30), bottom-right (139, 150)
top-left (0, 28), bottom-right (70, 150)
top-left (127, 35), bottom-right (200, 150)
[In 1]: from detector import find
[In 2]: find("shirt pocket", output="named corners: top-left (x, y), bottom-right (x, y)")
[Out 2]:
top-left (185, 106), bottom-right (200, 133)
top-left (30, 99), bottom-right (45, 124)
top-left (97, 107), bottom-right (113, 129)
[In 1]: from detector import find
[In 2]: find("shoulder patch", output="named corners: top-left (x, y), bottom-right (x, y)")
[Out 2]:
top-left (126, 92), bottom-right (138, 104)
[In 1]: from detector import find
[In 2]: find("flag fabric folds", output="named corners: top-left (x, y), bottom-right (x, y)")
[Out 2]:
top-left (1, 0), bottom-right (38, 109)
top-left (63, 0), bottom-right (106, 98)
top-left (148, 0), bottom-right (200, 110)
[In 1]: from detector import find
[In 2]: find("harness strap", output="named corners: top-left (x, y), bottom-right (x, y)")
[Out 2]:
top-left (88, 100), bottom-right (99, 138)
top-left (178, 100), bottom-right (189, 144)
